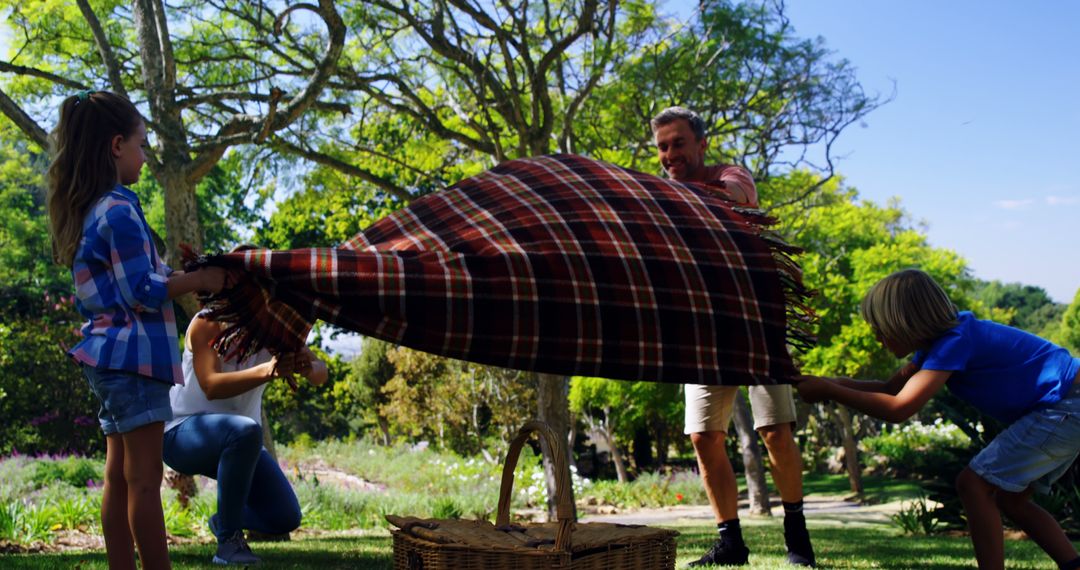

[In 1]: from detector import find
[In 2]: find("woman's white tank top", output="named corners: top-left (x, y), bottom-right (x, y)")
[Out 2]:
top-left (165, 330), bottom-right (272, 433)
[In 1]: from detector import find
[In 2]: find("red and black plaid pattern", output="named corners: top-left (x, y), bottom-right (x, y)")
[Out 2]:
top-left (196, 154), bottom-right (811, 385)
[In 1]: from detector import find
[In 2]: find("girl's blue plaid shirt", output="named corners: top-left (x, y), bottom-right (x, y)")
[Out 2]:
top-left (68, 185), bottom-right (182, 385)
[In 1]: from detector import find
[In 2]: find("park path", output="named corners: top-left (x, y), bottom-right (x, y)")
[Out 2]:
top-left (579, 495), bottom-right (904, 526)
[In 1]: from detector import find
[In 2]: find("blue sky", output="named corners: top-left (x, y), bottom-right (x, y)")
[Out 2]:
top-left (669, 0), bottom-right (1080, 302)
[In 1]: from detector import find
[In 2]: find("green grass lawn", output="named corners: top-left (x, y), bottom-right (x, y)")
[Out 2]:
top-left (4, 517), bottom-right (1068, 569)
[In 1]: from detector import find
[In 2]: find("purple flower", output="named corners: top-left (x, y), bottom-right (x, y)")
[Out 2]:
top-left (30, 411), bottom-right (61, 427)
top-left (74, 416), bottom-right (96, 427)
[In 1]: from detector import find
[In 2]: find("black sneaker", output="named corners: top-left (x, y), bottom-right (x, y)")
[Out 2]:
top-left (784, 516), bottom-right (816, 567)
top-left (686, 539), bottom-right (750, 567)
top-left (212, 530), bottom-right (261, 565)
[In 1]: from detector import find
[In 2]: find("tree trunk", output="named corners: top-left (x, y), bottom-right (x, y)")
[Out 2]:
top-left (600, 426), bottom-right (629, 484)
top-left (536, 372), bottom-right (575, 521)
top-left (732, 389), bottom-right (772, 516)
top-left (833, 403), bottom-right (864, 498)
top-left (377, 416), bottom-right (392, 446)
top-left (154, 167), bottom-right (203, 318)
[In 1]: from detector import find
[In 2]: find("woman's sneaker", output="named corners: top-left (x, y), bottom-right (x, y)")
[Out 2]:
top-left (212, 530), bottom-right (261, 565)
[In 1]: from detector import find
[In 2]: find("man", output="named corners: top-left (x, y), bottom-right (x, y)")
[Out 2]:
top-left (650, 106), bottom-right (815, 567)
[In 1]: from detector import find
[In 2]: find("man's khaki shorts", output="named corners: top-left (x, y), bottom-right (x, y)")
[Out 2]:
top-left (684, 384), bottom-right (797, 434)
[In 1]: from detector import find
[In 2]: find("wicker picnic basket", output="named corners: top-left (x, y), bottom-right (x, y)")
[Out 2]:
top-left (386, 420), bottom-right (678, 570)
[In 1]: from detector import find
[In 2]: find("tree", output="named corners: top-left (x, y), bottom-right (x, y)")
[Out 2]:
top-left (972, 280), bottom-right (1065, 334)
top-left (1059, 288), bottom-right (1080, 356)
top-left (0, 127), bottom-right (99, 455)
top-left (379, 346), bottom-right (537, 455)
top-left (573, 0), bottom-right (885, 202)
top-left (340, 338), bottom-right (398, 445)
top-left (767, 172), bottom-right (999, 495)
top-left (0, 0), bottom-right (345, 274)
top-left (323, 0), bottom-right (629, 516)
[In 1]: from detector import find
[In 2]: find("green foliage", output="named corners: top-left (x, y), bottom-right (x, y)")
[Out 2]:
top-left (256, 169), bottom-right (402, 250)
top-left (30, 456), bottom-right (102, 489)
top-left (0, 128), bottom-right (68, 296)
top-left (1034, 467), bottom-right (1080, 537)
top-left (430, 497), bottom-right (463, 520)
top-left (49, 493), bottom-right (98, 531)
top-left (581, 470), bottom-right (706, 509)
top-left (132, 150), bottom-right (270, 254)
top-left (1058, 287), bottom-right (1080, 355)
top-left (972, 280), bottom-right (1066, 334)
top-left (0, 500), bottom-right (54, 544)
top-left (575, 0), bottom-right (881, 178)
top-left (773, 175), bottom-right (987, 381)
top-left (568, 376), bottom-right (684, 471)
top-left (261, 345), bottom-right (352, 444)
top-left (0, 295), bottom-right (100, 456)
top-left (890, 494), bottom-right (941, 536)
top-left (326, 339), bottom-right (396, 442)
top-left (378, 348), bottom-right (537, 455)
top-left (861, 420), bottom-right (971, 478)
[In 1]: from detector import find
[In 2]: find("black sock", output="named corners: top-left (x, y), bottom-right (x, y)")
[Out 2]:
top-left (784, 501), bottom-right (808, 528)
top-left (783, 501), bottom-right (815, 566)
top-left (1061, 556), bottom-right (1080, 570)
top-left (718, 519), bottom-right (744, 546)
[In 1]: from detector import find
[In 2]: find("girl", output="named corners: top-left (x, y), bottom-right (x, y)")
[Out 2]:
top-left (163, 246), bottom-right (327, 565)
top-left (796, 269), bottom-right (1080, 570)
top-left (48, 90), bottom-right (228, 570)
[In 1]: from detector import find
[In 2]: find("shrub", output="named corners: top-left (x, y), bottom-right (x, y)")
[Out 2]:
top-left (861, 419), bottom-right (971, 478)
top-left (890, 494), bottom-right (941, 535)
top-left (0, 294), bottom-right (101, 457)
top-left (30, 456), bottom-right (103, 489)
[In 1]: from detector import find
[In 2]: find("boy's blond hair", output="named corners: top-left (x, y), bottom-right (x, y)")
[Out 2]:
top-left (860, 269), bottom-right (959, 351)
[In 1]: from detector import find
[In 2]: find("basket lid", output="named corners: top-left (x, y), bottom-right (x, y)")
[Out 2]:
top-left (387, 515), bottom-right (678, 554)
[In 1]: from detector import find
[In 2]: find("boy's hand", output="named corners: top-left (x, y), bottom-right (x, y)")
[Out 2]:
top-left (793, 375), bottom-right (832, 404)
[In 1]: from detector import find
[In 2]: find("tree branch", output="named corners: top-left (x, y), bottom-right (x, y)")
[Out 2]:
top-left (0, 87), bottom-right (48, 149)
top-left (75, 0), bottom-right (128, 97)
top-left (0, 61), bottom-right (87, 90)
top-left (272, 136), bottom-right (414, 202)
top-left (187, 0), bottom-right (346, 183)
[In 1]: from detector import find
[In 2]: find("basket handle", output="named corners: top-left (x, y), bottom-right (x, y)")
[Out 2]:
top-left (495, 420), bottom-right (574, 552)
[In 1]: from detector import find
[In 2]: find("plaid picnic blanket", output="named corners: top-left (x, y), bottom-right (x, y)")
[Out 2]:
top-left (189, 154), bottom-right (812, 385)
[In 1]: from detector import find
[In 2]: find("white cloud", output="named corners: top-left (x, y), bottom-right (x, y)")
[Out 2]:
top-left (1046, 195), bottom-right (1079, 206)
top-left (994, 199), bottom-right (1033, 210)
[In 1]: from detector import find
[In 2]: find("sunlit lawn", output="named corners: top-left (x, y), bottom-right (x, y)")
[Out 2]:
top-left (5, 516), bottom-right (1068, 569)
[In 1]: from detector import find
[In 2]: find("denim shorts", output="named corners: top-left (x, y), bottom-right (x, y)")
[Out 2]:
top-left (968, 380), bottom-right (1080, 494)
top-left (81, 365), bottom-right (174, 435)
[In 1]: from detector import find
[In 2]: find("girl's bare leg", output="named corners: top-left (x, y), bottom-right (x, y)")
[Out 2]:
top-left (956, 467), bottom-right (1004, 570)
top-left (102, 434), bottom-right (136, 570)
top-left (122, 422), bottom-right (172, 570)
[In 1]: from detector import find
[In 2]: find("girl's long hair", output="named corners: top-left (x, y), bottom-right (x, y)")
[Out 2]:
top-left (47, 91), bottom-right (143, 266)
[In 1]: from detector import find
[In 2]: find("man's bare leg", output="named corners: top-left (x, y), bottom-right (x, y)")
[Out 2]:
top-left (688, 431), bottom-right (750, 567)
top-left (760, 422), bottom-right (814, 567)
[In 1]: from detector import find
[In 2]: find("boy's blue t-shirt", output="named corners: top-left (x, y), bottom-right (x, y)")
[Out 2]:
top-left (912, 311), bottom-right (1080, 424)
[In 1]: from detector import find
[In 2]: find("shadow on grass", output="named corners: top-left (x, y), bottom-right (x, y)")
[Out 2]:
top-left (1, 534), bottom-right (395, 570)
top-left (4, 522), bottom-right (1069, 569)
top-left (675, 521), bottom-right (1061, 569)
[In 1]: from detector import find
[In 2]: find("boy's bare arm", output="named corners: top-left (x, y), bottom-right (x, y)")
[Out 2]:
top-left (797, 368), bottom-right (951, 423)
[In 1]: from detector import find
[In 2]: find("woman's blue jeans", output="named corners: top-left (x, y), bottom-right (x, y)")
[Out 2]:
top-left (163, 413), bottom-right (301, 540)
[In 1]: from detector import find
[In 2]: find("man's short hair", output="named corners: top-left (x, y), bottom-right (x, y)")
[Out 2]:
top-left (650, 106), bottom-right (707, 141)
